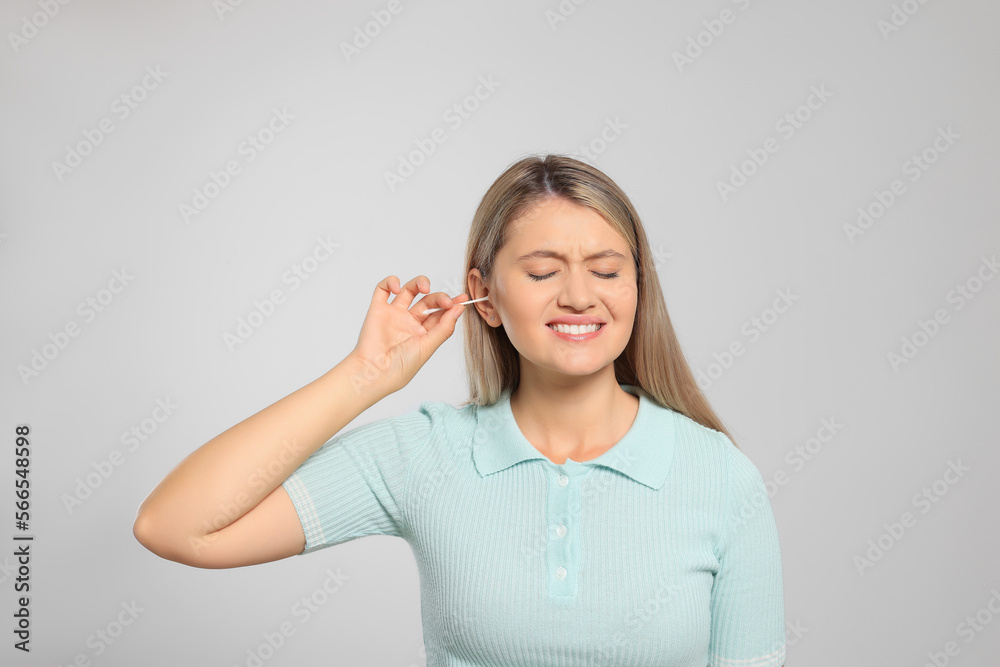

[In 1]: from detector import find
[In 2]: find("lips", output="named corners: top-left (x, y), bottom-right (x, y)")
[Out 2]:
top-left (545, 323), bottom-right (605, 334)
top-left (546, 321), bottom-right (606, 340)
top-left (546, 316), bottom-right (606, 326)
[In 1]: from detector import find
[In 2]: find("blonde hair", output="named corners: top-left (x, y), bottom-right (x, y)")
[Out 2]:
top-left (459, 153), bottom-right (738, 446)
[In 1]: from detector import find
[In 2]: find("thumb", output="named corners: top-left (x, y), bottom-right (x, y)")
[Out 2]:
top-left (422, 303), bottom-right (464, 355)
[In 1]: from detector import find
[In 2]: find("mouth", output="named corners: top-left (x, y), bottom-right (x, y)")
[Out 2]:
top-left (546, 322), bottom-right (605, 335)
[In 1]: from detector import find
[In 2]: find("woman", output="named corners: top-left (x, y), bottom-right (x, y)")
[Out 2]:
top-left (134, 154), bottom-right (786, 666)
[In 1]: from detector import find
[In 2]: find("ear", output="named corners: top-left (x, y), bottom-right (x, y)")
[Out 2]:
top-left (467, 268), bottom-right (499, 326)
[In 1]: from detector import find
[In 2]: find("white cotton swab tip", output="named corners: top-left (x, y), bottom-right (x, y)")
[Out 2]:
top-left (421, 296), bottom-right (489, 315)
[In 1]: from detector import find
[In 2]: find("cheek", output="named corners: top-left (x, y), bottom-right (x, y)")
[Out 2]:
top-left (511, 292), bottom-right (551, 328)
top-left (491, 274), bottom-right (513, 318)
top-left (493, 276), bottom-right (542, 326)
top-left (603, 282), bottom-right (637, 317)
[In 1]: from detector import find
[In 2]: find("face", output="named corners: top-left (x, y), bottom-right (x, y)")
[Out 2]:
top-left (468, 196), bottom-right (639, 383)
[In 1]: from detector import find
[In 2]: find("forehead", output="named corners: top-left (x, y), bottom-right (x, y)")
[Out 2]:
top-left (503, 198), bottom-right (627, 256)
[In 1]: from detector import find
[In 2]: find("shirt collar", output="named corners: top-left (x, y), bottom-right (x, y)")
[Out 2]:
top-left (471, 384), bottom-right (675, 490)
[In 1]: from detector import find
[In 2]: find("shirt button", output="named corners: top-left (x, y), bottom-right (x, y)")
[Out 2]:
top-left (556, 524), bottom-right (567, 538)
top-left (557, 474), bottom-right (569, 486)
top-left (555, 567), bottom-right (567, 580)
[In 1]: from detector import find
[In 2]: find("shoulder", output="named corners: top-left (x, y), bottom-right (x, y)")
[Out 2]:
top-left (348, 396), bottom-right (475, 438)
top-left (669, 409), bottom-right (762, 474)
top-left (397, 397), bottom-right (481, 457)
top-left (306, 398), bottom-right (477, 483)
top-left (659, 408), bottom-right (768, 514)
top-left (412, 397), bottom-right (479, 431)
top-left (662, 407), bottom-right (735, 476)
top-left (655, 414), bottom-right (779, 553)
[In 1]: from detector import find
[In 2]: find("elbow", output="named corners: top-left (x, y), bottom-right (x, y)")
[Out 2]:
top-left (132, 507), bottom-right (170, 559)
top-left (132, 507), bottom-right (196, 566)
top-left (132, 506), bottom-right (228, 569)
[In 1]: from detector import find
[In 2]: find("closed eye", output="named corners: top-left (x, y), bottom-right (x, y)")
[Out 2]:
top-left (527, 271), bottom-right (620, 281)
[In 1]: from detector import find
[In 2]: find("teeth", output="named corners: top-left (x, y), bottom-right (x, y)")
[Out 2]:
top-left (547, 323), bottom-right (602, 334)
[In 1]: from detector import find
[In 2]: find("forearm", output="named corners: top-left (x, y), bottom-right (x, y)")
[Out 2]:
top-left (133, 353), bottom-right (389, 550)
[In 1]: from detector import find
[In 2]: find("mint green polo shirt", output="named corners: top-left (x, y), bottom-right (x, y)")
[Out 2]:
top-left (281, 384), bottom-right (786, 666)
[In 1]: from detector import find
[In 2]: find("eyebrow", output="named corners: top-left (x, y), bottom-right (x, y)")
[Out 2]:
top-left (515, 249), bottom-right (628, 263)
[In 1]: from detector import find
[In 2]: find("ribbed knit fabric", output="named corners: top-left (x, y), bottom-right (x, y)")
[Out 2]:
top-left (281, 384), bottom-right (785, 666)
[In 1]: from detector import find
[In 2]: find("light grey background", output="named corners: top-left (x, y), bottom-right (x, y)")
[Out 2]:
top-left (2, 0), bottom-right (998, 665)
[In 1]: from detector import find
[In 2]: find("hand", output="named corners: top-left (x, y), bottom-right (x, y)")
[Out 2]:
top-left (348, 275), bottom-right (468, 396)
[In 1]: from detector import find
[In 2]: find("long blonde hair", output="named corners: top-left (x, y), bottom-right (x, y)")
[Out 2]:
top-left (459, 153), bottom-right (738, 447)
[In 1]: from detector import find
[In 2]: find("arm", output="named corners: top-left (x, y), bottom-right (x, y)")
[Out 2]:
top-left (132, 274), bottom-right (468, 569)
top-left (707, 439), bottom-right (786, 667)
top-left (132, 353), bottom-right (387, 568)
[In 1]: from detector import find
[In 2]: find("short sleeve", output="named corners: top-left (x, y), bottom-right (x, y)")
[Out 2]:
top-left (280, 403), bottom-right (435, 554)
top-left (708, 441), bottom-right (786, 667)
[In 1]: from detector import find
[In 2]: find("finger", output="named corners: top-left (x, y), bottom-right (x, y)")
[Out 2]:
top-left (372, 275), bottom-right (400, 306)
top-left (420, 299), bottom-right (465, 356)
top-left (413, 291), bottom-right (458, 321)
top-left (436, 293), bottom-right (470, 316)
top-left (391, 275), bottom-right (430, 311)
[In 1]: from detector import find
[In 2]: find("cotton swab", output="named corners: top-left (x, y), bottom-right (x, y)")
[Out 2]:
top-left (421, 296), bottom-right (489, 315)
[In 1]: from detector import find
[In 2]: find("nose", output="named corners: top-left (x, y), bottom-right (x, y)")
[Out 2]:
top-left (556, 267), bottom-right (600, 310)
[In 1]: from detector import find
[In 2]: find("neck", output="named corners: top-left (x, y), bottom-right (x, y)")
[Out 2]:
top-left (509, 371), bottom-right (638, 464)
